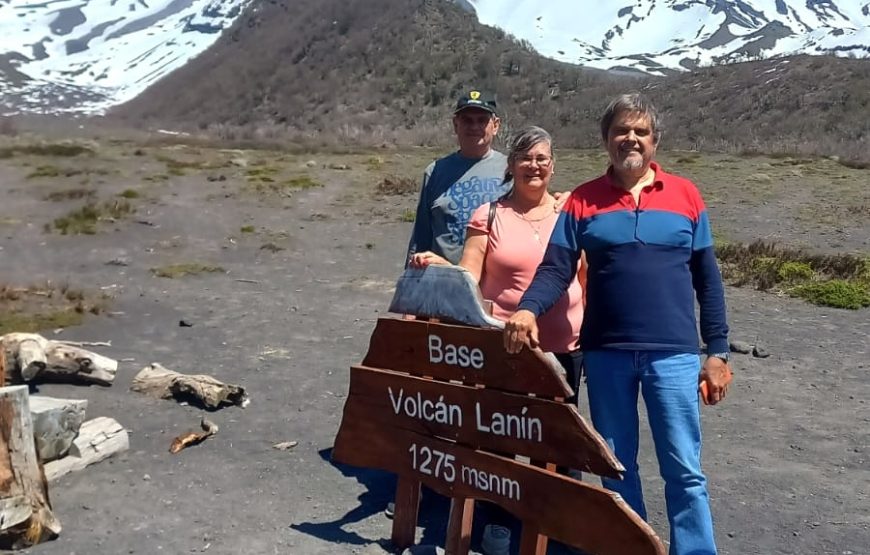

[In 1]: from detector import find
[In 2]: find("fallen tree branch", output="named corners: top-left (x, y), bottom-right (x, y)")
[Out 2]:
top-left (170, 417), bottom-right (218, 454)
top-left (53, 340), bottom-right (112, 348)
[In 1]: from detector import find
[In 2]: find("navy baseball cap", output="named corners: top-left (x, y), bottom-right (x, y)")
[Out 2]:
top-left (454, 90), bottom-right (498, 116)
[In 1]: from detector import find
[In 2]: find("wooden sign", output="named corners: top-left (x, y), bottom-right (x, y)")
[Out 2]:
top-left (334, 418), bottom-right (661, 555)
top-left (363, 318), bottom-right (572, 398)
top-left (344, 365), bottom-right (622, 478)
top-left (334, 317), bottom-right (665, 555)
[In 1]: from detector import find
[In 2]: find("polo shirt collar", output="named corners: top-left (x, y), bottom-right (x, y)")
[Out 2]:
top-left (605, 161), bottom-right (665, 189)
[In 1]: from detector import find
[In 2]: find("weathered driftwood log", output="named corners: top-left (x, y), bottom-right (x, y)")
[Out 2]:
top-left (29, 397), bottom-right (88, 463)
top-left (0, 385), bottom-right (61, 548)
top-left (131, 363), bottom-right (249, 409)
top-left (43, 417), bottom-right (128, 483)
top-left (0, 333), bottom-right (117, 385)
top-left (17, 338), bottom-right (47, 381)
top-left (43, 342), bottom-right (117, 385)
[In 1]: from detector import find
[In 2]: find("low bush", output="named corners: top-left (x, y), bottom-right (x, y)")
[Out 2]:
top-left (717, 240), bottom-right (869, 309)
top-left (791, 280), bottom-right (870, 310)
top-left (44, 188), bottom-right (96, 201)
top-left (151, 263), bottom-right (225, 278)
top-left (0, 143), bottom-right (94, 158)
top-left (399, 209), bottom-right (416, 223)
top-left (377, 175), bottom-right (417, 196)
top-left (51, 200), bottom-right (134, 235)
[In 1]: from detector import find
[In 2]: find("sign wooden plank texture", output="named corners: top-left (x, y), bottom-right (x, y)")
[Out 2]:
top-left (345, 365), bottom-right (623, 478)
top-left (336, 316), bottom-right (665, 554)
top-left (333, 419), bottom-right (664, 555)
top-left (362, 318), bottom-right (572, 398)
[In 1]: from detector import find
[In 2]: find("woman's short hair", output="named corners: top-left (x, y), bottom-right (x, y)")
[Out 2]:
top-left (504, 126), bottom-right (553, 183)
top-left (506, 125), bottom-right (553, 166)
top-left (599, 93), bottom-right (662, 144)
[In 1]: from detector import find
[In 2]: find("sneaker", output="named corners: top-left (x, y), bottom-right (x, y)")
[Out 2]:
top-left (481, 524), bottom-right (511, 555)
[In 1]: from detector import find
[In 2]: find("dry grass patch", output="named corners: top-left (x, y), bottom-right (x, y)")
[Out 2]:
top-left (151, 263), bottom-right (225, 278)
top-left (156, 153), bottom-right (228, 176)
top-left (376, 175), bottom-right (416, 196)
top-left (44, 188), bottom-right (96, 201)
top-left (0, 283), bottom-right (107, 334)
top-left (260, 242), bottom-right (285, 253)
top-left (0, 143), bottom-right (94, 159)
top-left (247, 173), bottom-right (322, 195)
top-left (26, 165), bottom-right (111, 179)
top-left (49, 200), bottom-right (134, 235)
top-left (119, 189), bottom-right (140, 199)
top-left (246, 166), bottom-right (280, 183)
top-left (284, 175), bottom-right (321, 189)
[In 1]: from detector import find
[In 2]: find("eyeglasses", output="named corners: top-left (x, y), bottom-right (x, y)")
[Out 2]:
top-left (517, 155), bottom-right (552, 167)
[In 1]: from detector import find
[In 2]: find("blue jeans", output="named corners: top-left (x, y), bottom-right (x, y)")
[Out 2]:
top-left (584, 350), bottom-right (716, 555)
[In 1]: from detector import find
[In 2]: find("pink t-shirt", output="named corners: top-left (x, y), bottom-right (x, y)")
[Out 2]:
top-left (468, 201), bottom-right (584, 353)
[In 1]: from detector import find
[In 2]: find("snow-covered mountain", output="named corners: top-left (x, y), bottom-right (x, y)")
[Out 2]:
top-left (1, 0), bottom-right (869, 115)
top-left (465, 0), bottom-right (870, 75)
top-left (0, 0), bottom-right (252, 114)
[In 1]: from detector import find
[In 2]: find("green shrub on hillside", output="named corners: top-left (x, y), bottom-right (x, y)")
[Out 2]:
top-left (717, 240), bottom-right (869, 309)
top-left (777, 261), bottom-right (814, 282)
top-left (791, 280), bottom-right (870, 310)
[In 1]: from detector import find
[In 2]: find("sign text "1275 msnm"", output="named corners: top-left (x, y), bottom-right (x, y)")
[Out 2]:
top-left (408, 443), bottom-right (521, 501)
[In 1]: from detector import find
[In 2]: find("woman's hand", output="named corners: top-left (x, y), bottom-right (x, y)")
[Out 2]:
top-left (408, 251), bottom-right (449, 268)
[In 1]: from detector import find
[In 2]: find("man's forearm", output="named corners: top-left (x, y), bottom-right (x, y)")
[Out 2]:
top-left (691, 247), bottom-right (729, 354)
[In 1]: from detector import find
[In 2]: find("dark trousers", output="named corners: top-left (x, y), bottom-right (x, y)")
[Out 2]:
top-left (554, 350), bottom-right (584, 405)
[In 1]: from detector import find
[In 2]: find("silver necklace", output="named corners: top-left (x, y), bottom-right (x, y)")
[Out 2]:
top-left (510, 195), bottom-right (554, 252)
top-left (516, 206), bottom-right (553, 251)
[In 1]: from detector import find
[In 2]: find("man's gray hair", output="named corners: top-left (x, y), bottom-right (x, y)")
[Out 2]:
top-left (507, 125), bottom-right (553, 167)
top-left (600, 93), bottom-right (662, 144)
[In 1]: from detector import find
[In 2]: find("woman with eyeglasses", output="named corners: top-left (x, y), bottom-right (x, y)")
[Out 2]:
top-left (410, 126), bottom-right (585, 400)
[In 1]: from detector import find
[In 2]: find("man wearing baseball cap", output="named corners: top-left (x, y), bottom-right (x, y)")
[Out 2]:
top-left (406, 89), bottom-right (510, 267)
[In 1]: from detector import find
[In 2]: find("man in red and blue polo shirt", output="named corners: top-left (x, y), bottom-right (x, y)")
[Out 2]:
top-left (505, 94), bottom-right (733, 555)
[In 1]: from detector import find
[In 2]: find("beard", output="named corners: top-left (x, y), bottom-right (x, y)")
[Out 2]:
top-left (620, 156), bottom-right (644, 171)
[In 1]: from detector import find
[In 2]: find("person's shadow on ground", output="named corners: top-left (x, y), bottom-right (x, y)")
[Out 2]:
top-left (289, 448), bottom-right (452, 550)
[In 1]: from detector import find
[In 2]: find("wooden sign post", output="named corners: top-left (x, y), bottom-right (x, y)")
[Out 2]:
top-left (334, 317), bottom-right (665, 555)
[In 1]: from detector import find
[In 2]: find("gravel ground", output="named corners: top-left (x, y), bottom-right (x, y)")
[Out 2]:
top-left (0, 140), bottom-right (867, 555)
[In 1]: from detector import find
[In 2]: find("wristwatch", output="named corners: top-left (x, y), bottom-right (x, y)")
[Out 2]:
top-left (708, 352), bottom-right (730, 362)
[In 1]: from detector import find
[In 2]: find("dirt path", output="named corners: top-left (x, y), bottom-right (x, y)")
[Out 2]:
top-left (0, 141), bottom-right (866, 554)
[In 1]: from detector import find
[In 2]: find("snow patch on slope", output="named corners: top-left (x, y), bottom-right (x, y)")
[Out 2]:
top-left (0, 0), bottom-right (252, 114)
top-left (466, 0), bottom-right (870, 75)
